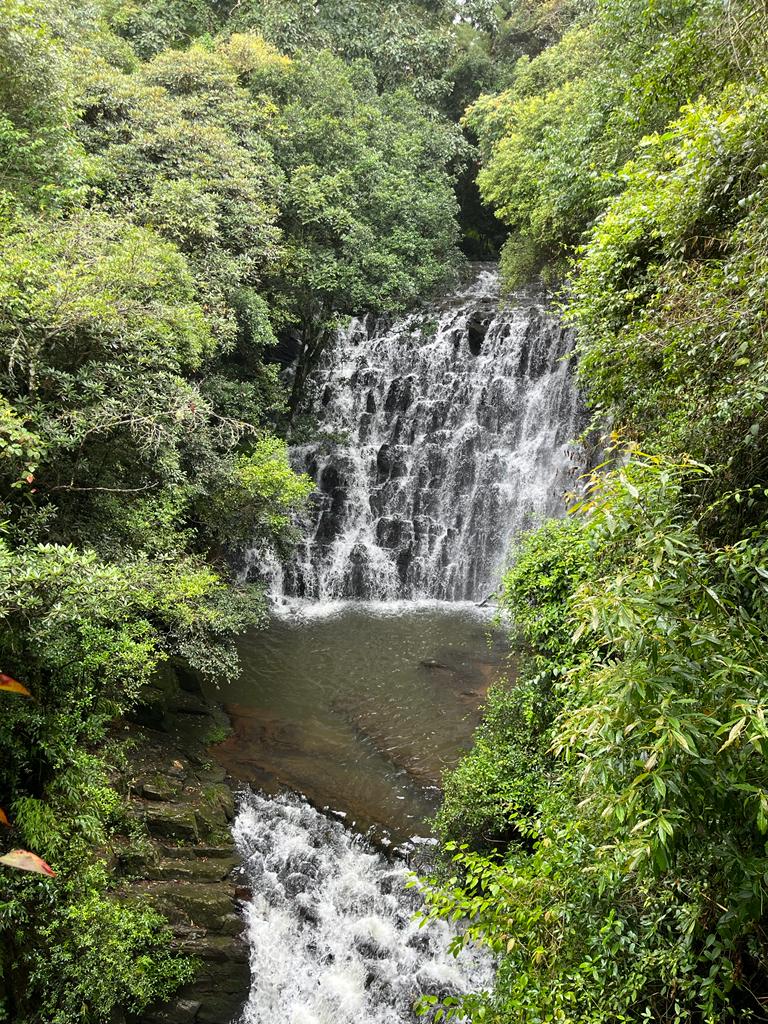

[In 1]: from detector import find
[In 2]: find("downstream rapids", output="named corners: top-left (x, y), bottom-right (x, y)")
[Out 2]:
top-left (234, 792), bottom-right (493, 1024)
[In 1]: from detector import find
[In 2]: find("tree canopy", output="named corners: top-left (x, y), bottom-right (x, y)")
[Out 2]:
top-left (3, 0), bottom-right (768, 1020)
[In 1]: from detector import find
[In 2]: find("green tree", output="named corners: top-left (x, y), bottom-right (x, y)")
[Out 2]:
top-left (423, 454), bottom-right (768, 1022)
top-left (0, 15), bottom-right (311, 1005)
top-left (0, 0), bottom-right (81, 210)
top-left (569, 86), bottom-right (768, 496)
top-left (466, 0), bottom-right (764, 286)
top-left (261, 51), bottom-right (463, 414)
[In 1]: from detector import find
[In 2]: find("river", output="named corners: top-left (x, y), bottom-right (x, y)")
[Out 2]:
top-left (213, 265), bottom-right (583, 1023)
top-left (207, 601), bottom-right (508, 844)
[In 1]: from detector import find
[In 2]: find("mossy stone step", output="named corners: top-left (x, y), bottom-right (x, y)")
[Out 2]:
top-left (144, 802), bottom-right (199, 841)
top-left (144, 856), bottom-right (238, 882)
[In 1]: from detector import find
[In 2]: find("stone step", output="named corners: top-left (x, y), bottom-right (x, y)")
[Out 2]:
top-left (160, 844), bottom-right (236, 860)
top-left (143, 802), bottom-right (199, 841)
top-left (144, 857), bottom-right (238, 882)
top-left (142, 881), bottom-right (241, 933)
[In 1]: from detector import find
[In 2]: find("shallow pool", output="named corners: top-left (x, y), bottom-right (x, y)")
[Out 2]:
top-left (205, 601), bottom-right (511, 843)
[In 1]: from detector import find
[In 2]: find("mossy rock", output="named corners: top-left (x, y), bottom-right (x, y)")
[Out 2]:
top-left (144, 803), bottom-right (199, 842)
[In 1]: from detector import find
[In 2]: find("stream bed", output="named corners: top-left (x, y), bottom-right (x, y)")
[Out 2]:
top-left (208, 263), bottom-right (581, 1021)
top-left (207, 602), bottom-right (507, 1023)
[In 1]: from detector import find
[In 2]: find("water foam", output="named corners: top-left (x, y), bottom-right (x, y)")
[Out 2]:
top-left (234, 791), bottom-right (493, 1024)
top-left (267, 597), bottom-right (496, 622)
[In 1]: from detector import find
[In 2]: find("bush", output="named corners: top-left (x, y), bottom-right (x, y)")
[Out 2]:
top-left (570, 86), bottom-right (768, 496)
top-left (436, 683), bottom-right (548, 847)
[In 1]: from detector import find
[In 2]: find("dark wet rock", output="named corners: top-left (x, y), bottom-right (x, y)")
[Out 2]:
top-left (144, 856), bottom-right (238, 883)
top-left (167, 690), bottom-right (212, 717)
top-left (348, 543), bottom-right (372, 596)
top-left (466, 311), bottom-right (490, 356)
top-left (376, 516), bottom-right (412, 550)
top-left (194, 783), bottom-right (235, 832)
top-left (178, 845), bottom-right (237, 860)
top-left (295, 893), bottom-right (320, 925)
top-left (356, 939), bottom-right (389, 961)
top-left (143, 936), bottom-right (250, 1024)
top-left (153, 884), bottom-right (235, 928)
top-left (142, 777), bottom-right (182, 802)
top-left (358, 411), bottom-right (373, 441)
top-left (383, 375), bottom-right (414, 414)
top-left (407, 931), bottom-right (431, 954)
top-left (284, 871), bottom-right (309, 896)
top-left (139, 998), bottom-right (201, 1024)
top-left (376, 443), bottom-right (399, 480)
top-left (318, 462), bottom-right (342, 495)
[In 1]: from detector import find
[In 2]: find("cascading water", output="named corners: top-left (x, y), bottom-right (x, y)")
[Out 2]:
top-left (267, 263), bottom-right (585, 603)
top-left (235, 791), bottom-right (493, 1024)
top-left (232, 265), bottom-right (585, 1023)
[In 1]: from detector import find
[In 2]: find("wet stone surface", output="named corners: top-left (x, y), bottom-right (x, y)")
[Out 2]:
top-left (262, 263), bottom-right (586, 604)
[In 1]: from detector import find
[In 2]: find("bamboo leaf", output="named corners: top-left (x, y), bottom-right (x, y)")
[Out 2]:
top-left (719, 717), bottom-right (746, 753)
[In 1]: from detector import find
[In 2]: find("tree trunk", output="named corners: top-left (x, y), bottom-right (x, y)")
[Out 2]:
top-left (287, 328), bottom-right (331, 424)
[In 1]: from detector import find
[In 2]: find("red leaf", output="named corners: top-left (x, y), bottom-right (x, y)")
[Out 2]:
top-left (0, 674), bottom-right (31, 696)
top-left (0, 849), bottom-right (56, 877)
top-left (0, 809), bottom-right (10, 827)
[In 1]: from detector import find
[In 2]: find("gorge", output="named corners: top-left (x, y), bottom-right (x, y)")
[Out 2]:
top-left (5, 1), bottom-right (764, 1020)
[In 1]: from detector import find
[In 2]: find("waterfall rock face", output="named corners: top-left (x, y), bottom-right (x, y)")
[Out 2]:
top-left (277, 264), bottom-right (584, 603)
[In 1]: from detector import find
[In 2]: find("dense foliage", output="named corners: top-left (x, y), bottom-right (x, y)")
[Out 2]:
top-left (422, 0), bottom-right (768, 1020)
top-left (466, 0), bottom-right (766, 288)
top-left (0, 0), bottom-right (469, 1019)
top-left (4, 0), bottom-right (768, 1018)
top-left (424, 456), bottom-right (768, 1021)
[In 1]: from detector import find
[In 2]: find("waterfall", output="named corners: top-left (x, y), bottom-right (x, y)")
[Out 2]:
top-left (232, 265), bottom-right (584, 1023)
top-left (234, 791), bottom-right (493, 1024)
top-left (271, 263), bottom-right (584, 603)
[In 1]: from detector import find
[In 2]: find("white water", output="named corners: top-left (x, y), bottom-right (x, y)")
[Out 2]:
top-left (234, 792), bottom-right (493, 1024)
top-left (256, 263), bottom-right (584, 603)
top-left (268, 597), bottom-right (493, 621)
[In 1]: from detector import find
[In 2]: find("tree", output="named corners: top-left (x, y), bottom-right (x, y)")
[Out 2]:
top-left (465, 0), bottom-right (758, 286)
top-left (423, 455), bottom-right (768, 1022)
top-left (0, 0), bottom-right (81, 210)
top-left (261, 51), bottom-right (463, 415)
